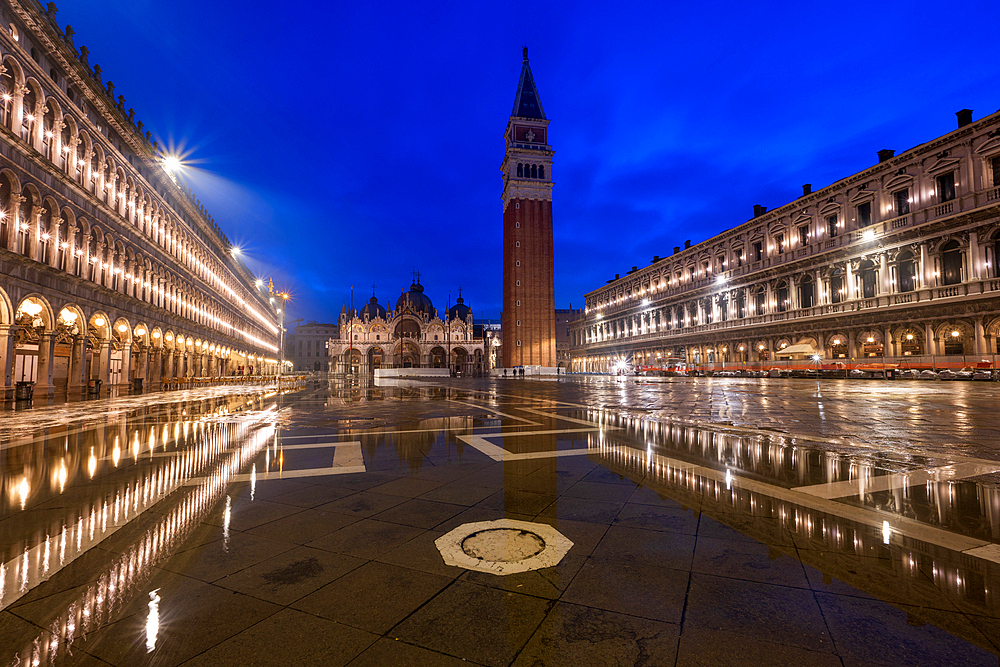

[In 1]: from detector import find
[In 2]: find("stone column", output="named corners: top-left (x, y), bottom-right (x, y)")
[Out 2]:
top-left (846, 262), bottom-right (856, 301)
top-left (925, 323), bottom-right (936, 356)
top-left (27, 206), bottom-right (40, 263)
top-left (0, 325), bottom-right (16, 399)
top-left (67, 334), bottom-right (85, 394)
top-left (975, 318), bottom-right (987, 355)
top-left (919, 244), bottom-right (930, 288)
top-left (885, 328), bottom-right (893, 357)
top-left (47, 217), bottom-right (61, 269)
top-left (970, 232), bottom-right (981, 281)
top-left (120, 343), bottom-right (133, 390)
top-left (166, 349), bottom-right (175, 379)
top-left (878, 253), bottom-right (889, 295)
top-left (35, 332), bottom-right (55, 397)
top-left (815, 270), bottom-right (824, 305)
top-left (848, 333), bottom-right (858, 360)
top-left (98, 341), bottom-right (112, 390)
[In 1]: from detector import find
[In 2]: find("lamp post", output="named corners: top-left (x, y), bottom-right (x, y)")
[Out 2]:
top-left (278, 292), bottom-right (289, 376)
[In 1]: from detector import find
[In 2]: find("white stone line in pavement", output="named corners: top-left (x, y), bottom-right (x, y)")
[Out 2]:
top-left (792, 462), bottom-right (1000, 500)
top-left (277, 441), bottom-right (362, 451)
top-left (184, 442), bottom-right (365, 484)
top-left (517, 406), bottom-right (619, 427)
top-left (458, 434), bottom-right (594, 462)
top-left (449, 400), bottom-right (542, 425)
top-left (486, 428), bottom-right (604, 439)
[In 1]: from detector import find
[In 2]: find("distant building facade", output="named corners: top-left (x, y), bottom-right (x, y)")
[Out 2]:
top-left (570, 109), bottom-right (1000, 372)
top-left (287, 321), bottom-right (337, 372)
top-left (501, 48), bottom-right (556, 368)
top-left (555, 307), bottom-right (582, 368)
top-left (474, 318), bottom-right (502, 370)
top-left (0, 1), bottom-right (280, 398)
top-left (327, 281), bottom-right (485, 375)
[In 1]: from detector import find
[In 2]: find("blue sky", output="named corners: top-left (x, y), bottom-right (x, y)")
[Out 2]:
top-left (57, 0), bottom-right (1000, 323)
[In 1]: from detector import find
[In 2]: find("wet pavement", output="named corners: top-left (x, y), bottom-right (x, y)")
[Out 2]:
top-left (2, 375), bottom-right (1000, 665)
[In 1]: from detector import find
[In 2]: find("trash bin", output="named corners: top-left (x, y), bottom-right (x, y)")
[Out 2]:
top-left (132, 377), bottom-right (144, 392)
top-left (886, 368), bottom-right (895, 380)
top-left (14, 381), bottom-right (34, 400)
top-left (87, 378), bottom-right (103, 394)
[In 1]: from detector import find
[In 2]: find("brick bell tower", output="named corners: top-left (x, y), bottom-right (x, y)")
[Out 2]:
top-left (501, 47), bottom-right (556, 368)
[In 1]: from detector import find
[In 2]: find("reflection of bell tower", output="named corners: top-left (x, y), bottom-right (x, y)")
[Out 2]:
top-left (501, 47), bottom-right (556, 368)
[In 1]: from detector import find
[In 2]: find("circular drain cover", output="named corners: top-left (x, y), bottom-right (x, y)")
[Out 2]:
top-left (462, 529), bottom-right (545, 562)
top-left (435, 519), bottom-right (573, 575)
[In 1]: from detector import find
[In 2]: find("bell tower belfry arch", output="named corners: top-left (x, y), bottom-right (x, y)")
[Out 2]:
top-left (501, 47), bottom-right (556, 368)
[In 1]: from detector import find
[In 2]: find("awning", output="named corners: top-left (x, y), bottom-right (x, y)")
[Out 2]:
top-left (775, 343), bottom-right (819, 357)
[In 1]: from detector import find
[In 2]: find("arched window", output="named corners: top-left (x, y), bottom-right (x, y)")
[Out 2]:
top-left (531, 164), bottom-right (537, 178)
top-left (755, 286), bottom-right (766, 315)
top-left (860, 260), bottom-right (876, 298)
top-left (897, 252), bottom-right (915, 293)
top-left (0, 66), bottom-right (13, 127)
top-left (17, 188), bottom-right (32, 256)
top-left (41, 105), bottom-right (54, 160)
top-left (21, 86), bottom-right (36, 143)
top-left (799, 275), bottom-right (814, 308)
top-left (516, 163), bottom-right (523, 177)
top-left (539, 165), bottom-right (545, 179)
top-left (776, 282), bottom-right (789, 312)
top-left (60, 120), bottom-right (72, 171)
top-left (941, 240), bottom-right (962, 285)
top-left (735, 290), bottom-right (745, 319)
top-left (0, 175), bottom-right (11, 248)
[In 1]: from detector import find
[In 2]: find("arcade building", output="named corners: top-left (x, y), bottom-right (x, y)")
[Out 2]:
top-left (569, 108), bottom-right (1000, 373)
top-left (0, 1), bottom-right (280, 399)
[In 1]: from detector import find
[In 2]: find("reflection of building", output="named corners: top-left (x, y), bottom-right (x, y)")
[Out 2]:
top-left (554, 307), bottom-right (581, 368)
top-left (327, 280), bottom-right (486, 375)
top-left (0, 3), bottom-right (280, 398)
top-left (590, 412), bottom-right (1000, 655)
top-left (501, 48), bottom-right (556, 368)
top-left (287, 321), bottom-right (338, 372)
top-left (570, 109), bottom-right (1000, 372)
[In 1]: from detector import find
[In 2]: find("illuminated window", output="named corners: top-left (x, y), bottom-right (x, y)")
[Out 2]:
top-left (826, 214), bottom-right (838, 238)
top-left (798, 225), bottom-right (808, 246)
top-left (774, 233), bottom-right (784, 254)
top-left (857, 201), bottom-right (872, 228)
top-left (937, 171), bottom-right (955, 202)
top-left (752, 241), bottom-right (763, 262)
top-left (894, 188), bottom-right (910, 215)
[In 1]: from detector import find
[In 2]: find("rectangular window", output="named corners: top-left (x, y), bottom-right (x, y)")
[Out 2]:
top-left (992, 156), bottom-right (1000, 188)
top-left (735, 248), bottom-right (744, 266)
top-left (937, 171), bottom-right (956, 202)
top-left (826, 214), bottom-right (838, 238)
top-left (894, 188), bottom-right (910, 215)
top-left (774, 234), bottom-right (784, 254)
top-left (798, 225), bottom-right (808, 246)
top-left (752, 241), bottom-right (763, 262)
top-left (857, 202), bottom-right (871, 227)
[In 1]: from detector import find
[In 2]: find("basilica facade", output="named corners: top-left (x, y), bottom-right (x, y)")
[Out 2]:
top-left (0, 1), bottom-right (281, 398)
top-left (569, 108), bottom-right (1000, 372)
top-left (327, 281), bottom-right (486, 376)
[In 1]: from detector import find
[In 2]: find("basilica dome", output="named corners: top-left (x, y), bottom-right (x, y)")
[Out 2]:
top-left (448, 295), bottom-right (471, 322)
top-left (396, 281), bottom-right (435, 318)
top-left (359, 295), bottom-right (386, 320)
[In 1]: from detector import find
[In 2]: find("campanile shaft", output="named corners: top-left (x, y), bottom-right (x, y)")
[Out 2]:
top-left (501, 48), bottom-right (556, 368)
